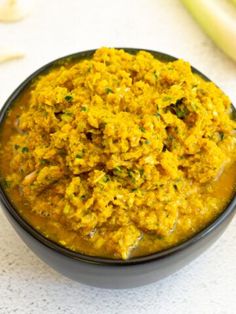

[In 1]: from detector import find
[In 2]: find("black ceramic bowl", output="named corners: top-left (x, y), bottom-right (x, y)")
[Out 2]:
top-left (0, 49), bottom-right (236, 289)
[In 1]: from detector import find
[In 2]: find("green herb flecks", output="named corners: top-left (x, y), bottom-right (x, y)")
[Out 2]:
top-left (139, 126), bottom-right (145, 132)
top-left (175, 107), bottom-right (188, 119)
top-left (113, 166), bottom-right (122, 174)
top-left (127, 169), bottom-right (136, 183)
top-left (163, 96), bottom-right (172, 102)
top-left (40, 159), bottom-right (49, 166)
top-left (139, 169), bottom-right (144, 176)
top-left (80, 106), bottom-right (88, 112)
top-left (105, 87), bottom-right (113, 94)
top-left (64, 111), bottom-right (73, 116)
top-left (76, 152), bottom-right (83, 159)
top-left (1, 179), bottom-right (11, 189)
top-left (22, 147), bottom-right (29, 153)
top-left (65, 95), bottom-right (73, 102)
top-left (103, 175), bottom-right (110, 183)
top-left (153, 71), bottom-right (158, 80)
top-left (128, 169), bottom-right (134, 178)
top-left (219, 131), bottom-right (225, 141)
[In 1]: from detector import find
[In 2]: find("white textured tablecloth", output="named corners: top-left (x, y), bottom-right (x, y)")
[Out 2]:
top-left (0, 0), bottom-right (235, 313)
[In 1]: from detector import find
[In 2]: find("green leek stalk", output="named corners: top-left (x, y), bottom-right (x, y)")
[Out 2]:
top-left (181, 0), bottom-right (236, 62)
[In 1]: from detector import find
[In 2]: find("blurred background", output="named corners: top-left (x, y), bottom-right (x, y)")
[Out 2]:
top-left (0, 0), bottom-right (235, 313)
top-left (1, 0), bottom-right (236, 105)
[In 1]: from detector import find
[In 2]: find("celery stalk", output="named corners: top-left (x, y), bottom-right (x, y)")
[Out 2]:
top-left (181, 0), bottom-right (236, 62)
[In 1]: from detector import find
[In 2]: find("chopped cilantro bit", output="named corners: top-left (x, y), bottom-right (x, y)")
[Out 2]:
top-left (139, 126), bottom-right (145, 132)
top-left (2, 179), bottom-right (11, 189)
top-left (103, 175), bottom-right (110, 182)
top-left (114, 166), bottom-right (122, 173)
top-left (40, 159), bottom-right (49, 165)
top-left (128, 169), bottom-right (134, 178)
top-left (64, 111), bottom-right (73, 116)
top-left (153, 71), bottom-right (158, 80)
top-left (80, 106), bottom-right (88, 112)
top-left (163, 96), bottom-right (172, 102)
top-left (80, 195), bottom-right (86, 200)
top-left (65, 95), bottom-right (73, 102)
top-left (76, 153), bottom-right (83, 159)
top-left (131, 188), bottom-right (138, 192)
top-left (175, 108), bottom-right (188, 119)
top-left (154, 112), bottom-right (161, 117)
top-left (87, 65), bottom-right (93, 72)
top-left (145, 139), bottom-right (151, 144)
top-left (58, 149), bottom-right (67, 156)
top-left (100, 122), bottom-right (107, 129)
top-left (22, 147), bottom-right (29, 153)
top-left (14, 144), bottom-right (20, 150)
top-left (139, 169), bottom-right (144, 176)
top-left (105, 87), bottom-right (113, 94)
top-left (219, 131), bottom-right (224, 141)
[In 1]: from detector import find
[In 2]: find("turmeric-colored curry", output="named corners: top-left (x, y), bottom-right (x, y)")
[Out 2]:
top-left (0, 48), bottom-right (236, 259)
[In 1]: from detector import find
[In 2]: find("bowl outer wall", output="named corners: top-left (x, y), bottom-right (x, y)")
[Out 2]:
top-left (2, 201), bottom-right (235, 289)
top-left (0, 48), bottom-right (236, 287)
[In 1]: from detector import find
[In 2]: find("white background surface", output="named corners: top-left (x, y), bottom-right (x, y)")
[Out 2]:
top-left (0, 0), bottom-right (236, 313)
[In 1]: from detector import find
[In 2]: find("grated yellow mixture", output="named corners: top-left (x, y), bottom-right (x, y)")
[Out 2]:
top-left (1, 47), bottom-right (236, 259)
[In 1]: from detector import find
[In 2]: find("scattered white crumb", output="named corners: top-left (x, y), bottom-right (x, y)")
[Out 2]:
top-left (0, 0), bottom-right (29, 23)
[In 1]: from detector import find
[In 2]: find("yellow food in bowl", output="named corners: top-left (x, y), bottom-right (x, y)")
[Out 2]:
top-left (0, 48), bottom-right (236, 259)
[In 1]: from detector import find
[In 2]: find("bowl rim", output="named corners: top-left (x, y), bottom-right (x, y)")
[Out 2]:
top-left (0, 48), bottom-right (235, 266)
